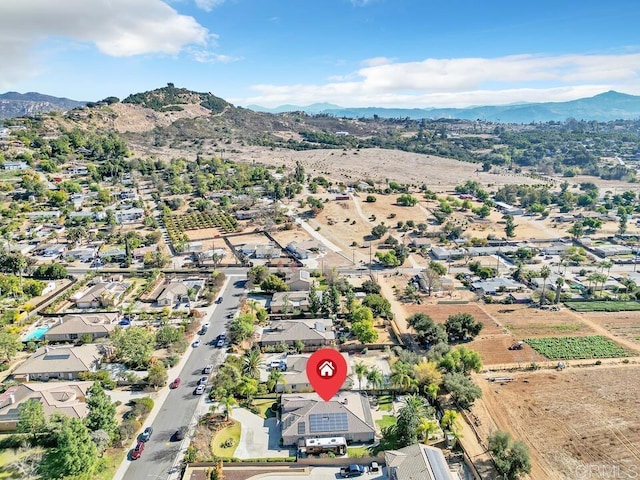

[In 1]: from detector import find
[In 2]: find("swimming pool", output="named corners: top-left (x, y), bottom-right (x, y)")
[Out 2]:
top-left (22, 325), bottom-right (50, 342)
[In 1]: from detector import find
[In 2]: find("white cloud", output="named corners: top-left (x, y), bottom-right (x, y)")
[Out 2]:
top-left (194, 0), bottom-right (225, 12)
top-left (239, 52), bottom-right (640, 108)
top-left (0, 0), bottom-right (210, 88)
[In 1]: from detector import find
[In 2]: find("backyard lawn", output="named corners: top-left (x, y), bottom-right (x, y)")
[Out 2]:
top-left (253, 398), bottom-right (277, 419)
top-left (347, 446), bottom-right (371, 458)
top-left (376, 395), bottom-right (393, 412)
top-left (212, 420), bottom-right (241, 458)
top-left (375, 415), bottom-right (397, 430)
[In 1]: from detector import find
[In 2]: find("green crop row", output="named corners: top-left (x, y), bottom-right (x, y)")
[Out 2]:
top-left (565, 301), bottom-right (640, 312)
top-left (524, 336), bottom-right (629, 360)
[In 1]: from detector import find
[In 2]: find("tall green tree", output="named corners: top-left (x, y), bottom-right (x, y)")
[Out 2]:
top-left (444, 313), bottom-right (483, 342)
top-left (308, 284), bottom-right (321, 316)
top-left (504, 214), bottom-right (517, 238)
top-left (488, 430), bottom-right (532, 479)
top-left (111, 327), bottom-right (155, 369)
top-left (407, 313), bottom-right (447, 346)
top-left (41, 417), bottom-right (98, 479)
top-left (0, 329), bottom-right (23, 362)
top-left (538, 265), bottom-right (551, 305)
top-left (85, 382), bottom-right (117, 437)
top-left (17, 399), bottom-right (46, 443)
top-left (147, 361), bottom-right (168, 388)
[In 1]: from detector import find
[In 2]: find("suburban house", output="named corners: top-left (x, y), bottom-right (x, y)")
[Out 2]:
top-left (2, 161), bottom-right (29, 171)
top-left (24, 210), bottom-right (62, 220)
top-left (155, 280), bottom-right (191, 307)
top-left (44, 312), bottom-right (119, 342)
top-left (255, 244), bottom-right (281, 259)
top-left (385, 443), bottom-right (463, 480)
top-left (34, 243), bottom-right (67, 258)
top-left (66, 247), bottom-right (98, 262)
top-left (114, 208), bottom-right (144, 224)
top-left (269, 290), bottom-right (318, 314)
top-left (12, 344), bottom-right (104, 381)
top-left (470, 277), bottom-right (525, 295)
top-left (494, 201), bottom-right (525, 216)
top-left (286, 241), bottom-right (325, 260)
top-left (234, 209), bottom-right (261, 220)
top-left (67, 165), bottom-right (89, 175)
top-left (270, 353), bottom-right (352, 393)
top-left (285, 269), bottom-right (313, 291)
top-left (258, 319), bottom-right (335, 348)
top-left (72, 281), bottom-right (128, 309)
top-left (431, 246), bottom-right (465, 261)
top-left (0, 381), bottom-right (92, 432)
top-left (280, 392), bottom-right (376, 446)
top-left (133, 245), bottom-right (157, 261)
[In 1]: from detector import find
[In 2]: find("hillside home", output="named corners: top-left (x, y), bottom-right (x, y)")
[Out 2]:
top-left (114, 208), bottom-right (144, 224)
top-left (2, 161), bottom-right (29, 170)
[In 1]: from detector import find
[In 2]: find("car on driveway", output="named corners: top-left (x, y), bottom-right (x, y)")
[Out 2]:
top-left (140, 426), bottom-right (153, 442)
top-left (170, 378), bottom-right (181, 389)
top-left (192, 340), bottom-right (201, 348)
top-left (194, 384), bottom-right (206, 395)
top-left (131, 441), bottom-right (145, 460)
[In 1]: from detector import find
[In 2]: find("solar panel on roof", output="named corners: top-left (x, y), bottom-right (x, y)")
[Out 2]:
top-left (309, 412), bottom-right (348, 433)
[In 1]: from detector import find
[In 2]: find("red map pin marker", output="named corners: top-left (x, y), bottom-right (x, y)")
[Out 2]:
top-left (306, 348), bottom-right (348, 401)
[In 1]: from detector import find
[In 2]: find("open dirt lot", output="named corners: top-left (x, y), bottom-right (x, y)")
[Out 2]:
top-left (482, 304), bottom-right (597, 338)
top-left (470, 365), bottom-right (640, 479)
top-left (577, 311), bottom-right (640, 345)
top-left (224, 147), bottom-right (545, 191)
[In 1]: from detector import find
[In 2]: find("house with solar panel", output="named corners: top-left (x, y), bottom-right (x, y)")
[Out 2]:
top-left (11, 344), bottom-right (104, 382)
top-left (280, 391), bottom-right (376, 447)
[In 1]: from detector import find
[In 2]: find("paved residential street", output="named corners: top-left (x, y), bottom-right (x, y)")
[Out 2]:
top-left (114, 274), bottom-right (246, 480)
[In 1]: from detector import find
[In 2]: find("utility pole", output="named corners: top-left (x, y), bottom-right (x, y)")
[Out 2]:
top-left (369, 243), bottom-right (372, 274)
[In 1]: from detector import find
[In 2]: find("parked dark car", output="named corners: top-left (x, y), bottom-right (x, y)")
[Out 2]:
top-left (215, 297), bottom-right (223, 304)
top-left (173, 426), bottom-right (188, 442)
top-left (140, 426), bottom-right (153, 442)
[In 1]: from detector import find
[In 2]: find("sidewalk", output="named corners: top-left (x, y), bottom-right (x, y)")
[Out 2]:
top-left (111, 276), bottom-right (231, 480)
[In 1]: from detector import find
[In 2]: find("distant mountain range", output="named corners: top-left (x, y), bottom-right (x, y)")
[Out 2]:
top-left (248, 91), bottom-right (640, 123)
top-left (0, 92), bottom-right (85, 120)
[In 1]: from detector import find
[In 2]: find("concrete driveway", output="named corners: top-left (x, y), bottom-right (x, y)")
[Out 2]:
top-left (232, 407), bottom-right (293, 459)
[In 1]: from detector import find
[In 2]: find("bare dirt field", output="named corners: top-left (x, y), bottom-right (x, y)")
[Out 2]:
top-left (577, 311), bottom-right (640, 345)
top-left (482, 304), bottom-right (597, 338)
top-left (470, 365), bottom-right (640, 479)
top-left (224, 146), bottom-right (545, 191)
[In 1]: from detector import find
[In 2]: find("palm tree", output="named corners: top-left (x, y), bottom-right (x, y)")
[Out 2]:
top-left (267, 368), bottom-right (284, 393)
top-left (221, 395), bottom-right (234, 420)
top-left (238, 376), bottom-right (258, 402)
top-left (354, 362), bottom-right (369, 390)
top-left (424, 382), bottom-right (439, 403)
top-left (539, 265), bottom-right (551, 305)
top-left (440, 409), bottom-right (462, 438)
top-left (416, 418), bottom-right (439, 442)
top-left (242, 347), bottom-right (261, 379)
top-left (366, 367), bottom-right (384, 391)
top-left (554, 277), bottom-right (564, 304)
top-left (390, 362), bottom-right (414, 392)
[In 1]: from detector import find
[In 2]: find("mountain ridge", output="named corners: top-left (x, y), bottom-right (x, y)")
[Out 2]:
top-left (247, 90), bottom-right (640, 123)
top-left (0, 91), bottom-right (85, 120)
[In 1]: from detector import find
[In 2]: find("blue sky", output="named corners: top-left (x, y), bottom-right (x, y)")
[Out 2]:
top-left (2, 0), bottom-right (640, 108)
